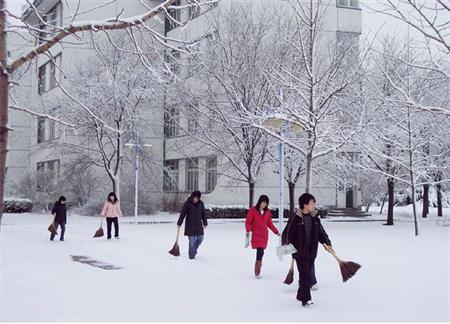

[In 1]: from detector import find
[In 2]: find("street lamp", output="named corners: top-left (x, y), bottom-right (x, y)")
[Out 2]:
top-left (262, 93), bottom-right (303, 258)
top-left (125, 130), bottom-right (152, 224)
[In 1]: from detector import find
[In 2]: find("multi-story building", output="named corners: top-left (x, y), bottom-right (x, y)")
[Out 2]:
top-left (6, 0), bottom-right (362, 211)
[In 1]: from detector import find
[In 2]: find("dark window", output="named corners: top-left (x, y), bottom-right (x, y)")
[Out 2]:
top-left (337, 0), bottom-right (359, 8)
top-left (38, 1), bottom-right (63, 44)
top-left (205, 156), bottom-right (217, 192)
top-left (165, 0), bottom-right (181, 32)
top-left (186, 158), bottom-right (199, 191)
top-left (164, 106), bottom-right (180, 138)
top-left (38, 63), bottom-right (47, 94)
top-left (187, 105), bottom-right (199, 133)
top-left (37, 117), bottom-right (45, 143)
top-left (163, 160), bottom-right (179, 192)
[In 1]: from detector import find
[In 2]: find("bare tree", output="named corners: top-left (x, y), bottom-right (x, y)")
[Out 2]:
top-left (164, 4), bottom-right (283, 207)
top-left (359, 35), bottom-right (450, 234)
top-left (1, 0), bottom-right (218, 222)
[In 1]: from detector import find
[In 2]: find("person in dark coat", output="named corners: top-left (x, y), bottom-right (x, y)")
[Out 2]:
top-left (245, 195), bottom-right (280, 278)
top-left (287, 193), bottom-right (332, 307)
top-left (50, 196), bottom-right (67, 241)
top-left (282, 211), bottom-right (319, 290)
top-left (177, 191), bottom-right (208, 260)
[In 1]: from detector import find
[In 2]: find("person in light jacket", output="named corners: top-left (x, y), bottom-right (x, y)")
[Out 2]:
top-left (100, 192), bottom-right (123, 239)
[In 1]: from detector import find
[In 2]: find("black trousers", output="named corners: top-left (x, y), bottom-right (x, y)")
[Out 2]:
top-left (295, 256), bottom-right (315, 303)
top-left (256, 248), bottom-right (265, 261)
top-left (50, 222), bottom-right (65, 241)
top-left (106, 217), bottom-right (119, 238)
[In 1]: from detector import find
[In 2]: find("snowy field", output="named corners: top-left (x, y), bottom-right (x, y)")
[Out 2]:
top-left (1, 211), bottom-right (449, 322)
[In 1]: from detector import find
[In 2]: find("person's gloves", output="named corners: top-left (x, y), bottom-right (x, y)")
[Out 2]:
top-left (244, 232), bottom-right (250, 248)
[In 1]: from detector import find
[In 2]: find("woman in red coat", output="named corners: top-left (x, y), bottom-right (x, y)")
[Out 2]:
top-left (245, 195), bottom-right (280, 278)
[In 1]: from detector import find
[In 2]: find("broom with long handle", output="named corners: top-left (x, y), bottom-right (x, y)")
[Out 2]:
top-left (93, 217), bottom-right (104, 238)
top-left (283, 258), bottom-right (295, 284)
top-left (323, 244), bottom-right (361, 282)
top-left (168, 226), bottom-right (181, 256)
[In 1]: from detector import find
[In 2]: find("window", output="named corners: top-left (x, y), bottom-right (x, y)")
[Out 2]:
top-left (37, 117), bottom-right (58, 143)
top-left (38, 54), bottom-right (61, 94)
top-left (205, 156), bottom-right (217, 192)
top-left (49, 120), bottom-right (57, 140)
top-left (186, 158), bottom-right (199, 191)
top-left (49, 54), bottom-right (61, 90)
top-left (37, 117), bottom-right (45, 143)
top-left (38, 63), bottom-right (47, 94)
top-left (36, 159), bottom-right (60, 191)
top-left (165, 49), bottom-right (180, 75)
top-left (165, 0), bottom-right (181, 32)
top-left (337, 0), bottom-right (359, 8)
top-left (164, 106), bottom-right (180, 138)
top-left (38, 1), bottom-right (63, 44)
top-left (336, 31), bottom-right (359, 56)
top-left (187, 105), bottom-right (200, 133)
top-left (163, 160), bottom-right (179, 192)
top-left (188, 2), bottom-right (201, 19)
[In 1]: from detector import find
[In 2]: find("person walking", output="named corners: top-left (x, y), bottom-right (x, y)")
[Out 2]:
top-left (287, 193), bottom-right (333, 307)
top-left (177, 191), bottom-right (208, 260)
top-left (245, 195), bottom-right (280, 278)
top-left (50, 196), bottom-right (67, 241)
top-left (100, 192), bottom-right (123, 239)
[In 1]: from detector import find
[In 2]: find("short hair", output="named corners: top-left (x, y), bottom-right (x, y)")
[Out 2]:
top-left (58, 196), bottom-right (66, 202)
top-left (298, 193), bottom-right (316, 210)
top-left (256, 195), bottom-right (270, 211)
top-left (190, 191), bottom-right (202, 199)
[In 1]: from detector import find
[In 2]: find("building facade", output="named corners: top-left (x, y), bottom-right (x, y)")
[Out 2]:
top-left (6, 0), bottom-right (362, 211)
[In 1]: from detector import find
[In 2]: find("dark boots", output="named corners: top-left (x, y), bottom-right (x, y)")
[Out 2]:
top-left (254, 260), bottom-right (262, 277)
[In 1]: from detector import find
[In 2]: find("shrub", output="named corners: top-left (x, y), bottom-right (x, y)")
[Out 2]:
top-left (3, 198), bottom-right (33, 213)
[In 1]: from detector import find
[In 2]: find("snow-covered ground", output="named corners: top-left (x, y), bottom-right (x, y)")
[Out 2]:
top-left (1, 211), bottom-right (449, 322)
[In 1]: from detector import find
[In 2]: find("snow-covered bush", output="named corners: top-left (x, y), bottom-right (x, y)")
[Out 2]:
top-left (3, 198), bottom-right (33, 213)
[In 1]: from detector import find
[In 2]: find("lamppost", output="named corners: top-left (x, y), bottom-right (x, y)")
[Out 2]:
top-left (262, 92), bottom-right (302, 252)
top-left (125, 129), bottom-right (151, 224)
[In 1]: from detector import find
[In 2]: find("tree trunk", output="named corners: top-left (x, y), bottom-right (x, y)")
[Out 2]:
top-left (386, 178), bottom-right (394, 225)
top-left (422, 184), bottom-right (429, 218)
top-left (304, 152), bottom-right (313, 193)
top-left (248, 181), bottom-right (255, 209)
top-left (437, 183), bottom-right (443, 217)
top-left (0, 2), bottom-right (9, 225)
top-left (380, 193), bottom-right (387, 214)
top-left (410, 182), bottom-right (419, 236)
top-left (365, 202), bottom-right (371, 213)
top-left (288, 182), bottom-right (295, 214)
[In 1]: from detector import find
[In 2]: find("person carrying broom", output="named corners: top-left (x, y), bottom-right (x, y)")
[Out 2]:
top-left (176, 191), bottom-right (208, 260)
top-left (287, 193), bottom-right (333, 308)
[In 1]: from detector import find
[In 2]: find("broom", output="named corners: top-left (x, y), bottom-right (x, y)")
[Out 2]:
top-left (168, 226), bottom-right (181, 257)
top-left (93, 217), bottom-right (104, 238)
top-left (283, 258), bottom-right (295, 285)
top-left (48, 216), bottom-right (58, 235)
top-left (323, 244), bottom-right (361, 282)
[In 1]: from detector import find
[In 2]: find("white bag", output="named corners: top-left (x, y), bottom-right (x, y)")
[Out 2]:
top-left (276, 244), bottom-right (297, 261)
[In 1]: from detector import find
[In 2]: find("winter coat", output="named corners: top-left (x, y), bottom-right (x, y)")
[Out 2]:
top-left (245, 207), bottom-right (279, 249)
top-left (286, 211), bottom-right (332, 259)
top-left (177, 198), bottom-right (208, 236)
top-left (52, 201), bottom-right (67, 224)
top-left (100, 201), bottom-right (123, 218)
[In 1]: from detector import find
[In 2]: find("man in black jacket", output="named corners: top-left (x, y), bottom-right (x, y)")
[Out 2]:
top-left (177, 191), bottom-right (208, 260)
top-left (287, 193), bottom-right (332, 307)
top-left (50, 196), bottom-right (67, 241)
